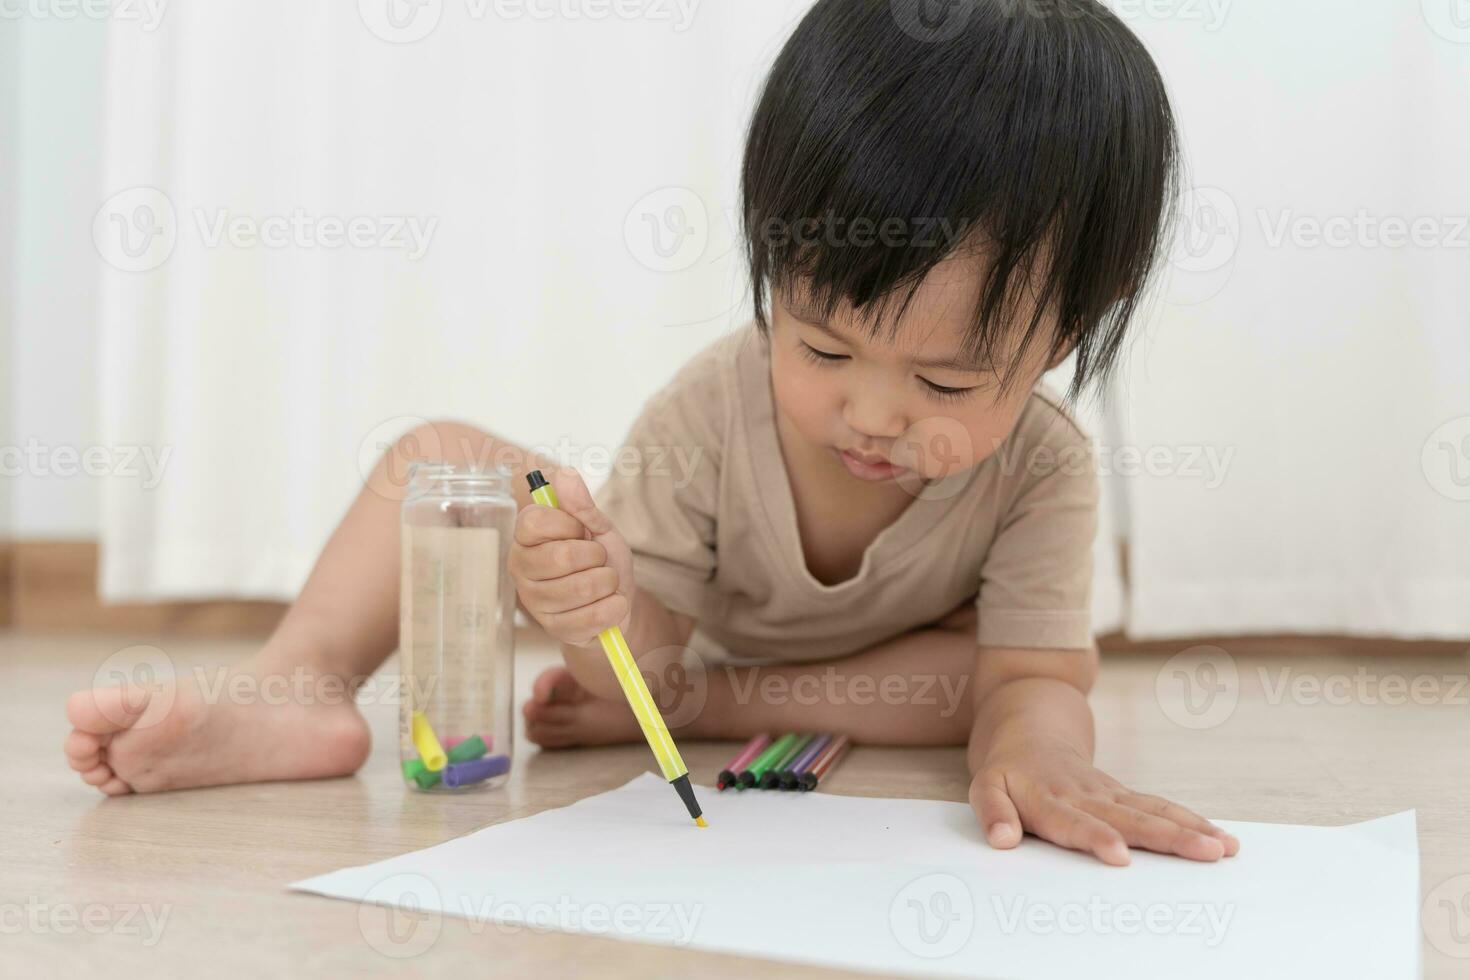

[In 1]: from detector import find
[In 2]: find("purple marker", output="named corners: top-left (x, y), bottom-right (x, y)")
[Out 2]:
top-left (442, 754), bottom-right (511, 788)
top-left (779, 733), bottom-right (832, 790)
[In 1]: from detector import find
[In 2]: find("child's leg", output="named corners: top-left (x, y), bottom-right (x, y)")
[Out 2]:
top-left (62, 421), bottom-right (552, 794)
top-left (525, 606), bottom-right (980, 749)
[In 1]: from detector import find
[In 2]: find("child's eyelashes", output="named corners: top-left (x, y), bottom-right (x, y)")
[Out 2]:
top-left (797, 342), bottom-right (980, 403)
top-left (919, 379), bottom-right (978, 403)
top-left (798, 341), bottom-right (848, 365)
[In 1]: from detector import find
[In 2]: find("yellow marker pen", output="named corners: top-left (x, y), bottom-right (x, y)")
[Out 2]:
top-left (526, 469), bottom-right (707, 828)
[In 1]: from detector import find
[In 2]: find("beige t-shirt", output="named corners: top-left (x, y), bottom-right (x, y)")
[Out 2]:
top-left (592, 323), bottom-right (1098, 663)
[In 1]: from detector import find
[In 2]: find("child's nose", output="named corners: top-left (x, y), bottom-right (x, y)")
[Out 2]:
top-left (843, 395), bottom-right (907, 443)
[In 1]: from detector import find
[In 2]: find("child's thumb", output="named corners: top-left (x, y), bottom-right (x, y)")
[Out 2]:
top-left (548, 466), bottom-right (617, 540)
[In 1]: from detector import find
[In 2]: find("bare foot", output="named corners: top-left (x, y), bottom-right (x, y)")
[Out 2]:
top-left (522, 665), bottom-right (646, 749)
top-left (63, 659), bottom-right (372, 795)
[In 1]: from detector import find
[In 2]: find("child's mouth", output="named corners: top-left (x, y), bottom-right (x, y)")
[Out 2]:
top-left (837, 448), bottom-right (904, 481)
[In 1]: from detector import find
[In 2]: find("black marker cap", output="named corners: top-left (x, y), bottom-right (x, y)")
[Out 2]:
top-left (526, 470), bottom-right (548, 492)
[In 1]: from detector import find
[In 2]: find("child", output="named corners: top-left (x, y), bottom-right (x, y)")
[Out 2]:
top-left (64, 0), bottom-right (1239, 866)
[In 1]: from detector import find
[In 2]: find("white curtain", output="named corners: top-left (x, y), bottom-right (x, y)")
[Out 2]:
top-left (1110, 1), bottom-right (1470, 639)
top-left (98, 1), bottom-right (1470, 642)
top-left (97, 0), bottom-right (812, 598)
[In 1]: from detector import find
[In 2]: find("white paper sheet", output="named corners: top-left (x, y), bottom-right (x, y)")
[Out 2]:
top-left (291, 773), bottom-right (1420, 978)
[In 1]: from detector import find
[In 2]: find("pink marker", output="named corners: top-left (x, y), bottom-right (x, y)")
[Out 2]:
top-left (442, 735), bottom-right (492, 751)
top-left (717, 734), bottom-right (772, 790)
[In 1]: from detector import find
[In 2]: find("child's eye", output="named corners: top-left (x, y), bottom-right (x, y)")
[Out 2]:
top-left (920, 378), bottom-right (979, 402)
top-left (799, 342), bottom-right (848, 365)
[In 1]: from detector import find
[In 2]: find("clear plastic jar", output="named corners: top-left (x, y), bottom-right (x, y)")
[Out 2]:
top-left (399, 465), bottom-right (517, 792)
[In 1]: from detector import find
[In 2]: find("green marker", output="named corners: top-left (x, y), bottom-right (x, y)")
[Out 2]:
top-left (759, 734), bottom-right (813, 789)
top-left (447, 735), bottom-right (488, 764)
top-left (738, 733), bottom-right (799, 789)
top-left (402, 758), bottom-right (441, 789)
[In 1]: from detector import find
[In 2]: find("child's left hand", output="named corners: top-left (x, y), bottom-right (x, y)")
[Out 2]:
top-left (970, 738), bottom-right (1241, 866)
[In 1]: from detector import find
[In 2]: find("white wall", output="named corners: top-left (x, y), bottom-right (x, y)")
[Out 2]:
top-left (4, 17), bottom-right (107, 538)
top-left (0, 18), bottom-right (13, 538)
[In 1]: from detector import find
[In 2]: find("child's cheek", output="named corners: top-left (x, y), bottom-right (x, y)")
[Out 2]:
top-left (962, 399), bottom-right (1031, 469)
top-left (770, 356), bottom-right (834, 444)
top-left (900, 402), bottom-right (1016, 479)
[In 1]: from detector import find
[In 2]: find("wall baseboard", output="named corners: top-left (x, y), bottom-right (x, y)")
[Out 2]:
top-left (2, 540), bottom-right (285, 634)
top-left (0, 540), bottom-right (12, 626)
top-left (0, 538), bottom-right (1463, 652)
top-left (1097, 631), bottom-right (1465, 657)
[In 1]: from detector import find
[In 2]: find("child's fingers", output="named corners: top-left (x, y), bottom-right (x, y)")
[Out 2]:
top-left (1118, 792), bottom-right (1240, 855)
top-left (518, 567), bottom-right (620, 616)
top-left (1078, 800), bottom-right (1225, 863)
top-left (970, 770), bottom-right (1022, 849)
top-left (538, 593), bottom-right (631, 646)
top-left (1030, 796), bottom-right (1131, 866)
top-left (515, 502), bottom-right (588, 547)
top-left (511, 539), bottom-right (608, 582)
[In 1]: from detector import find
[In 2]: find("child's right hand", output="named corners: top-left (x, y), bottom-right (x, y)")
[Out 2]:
top-left (509, 467), bottom-right (637, 648)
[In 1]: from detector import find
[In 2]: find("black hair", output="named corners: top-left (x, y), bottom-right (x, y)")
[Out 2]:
top-left (741, 0), bottom-right (1179, 401)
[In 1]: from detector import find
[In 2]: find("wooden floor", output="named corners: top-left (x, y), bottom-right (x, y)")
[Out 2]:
top-left (2, 628), bottom-right (1467, 977)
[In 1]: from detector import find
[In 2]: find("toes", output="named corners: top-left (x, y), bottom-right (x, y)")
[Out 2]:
top-left (67, 686), bottom-right (151, 735)
top-left (80, 764), bottom-right (115, 786)
top-left (525, 722), bottom-right (577, 749)
top-left (530, 666), bottom-right (584, 706)
top-left (99, 776), bottom-right (134, 796)
top-left (524, 704), bottom-right (584, 726)
top-left (64, 730), bottom-right (105, 770)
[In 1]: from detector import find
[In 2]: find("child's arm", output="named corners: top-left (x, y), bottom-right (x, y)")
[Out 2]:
top-left (965, 645), bottom-right (1240, 865)
top-left (655, 614), bottom-right (1240, 866)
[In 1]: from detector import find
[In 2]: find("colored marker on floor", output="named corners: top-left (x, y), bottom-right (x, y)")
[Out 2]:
top-left (739, 733), bottom-right (799, 789)
top-left (779, 733), bottom-right (832, 790)
top-left (718, 734), bottom-right (771, 790)
top-left (760, 733), bottom-right (813, 789)
top-left (798, 734), bottom-right (851, 791)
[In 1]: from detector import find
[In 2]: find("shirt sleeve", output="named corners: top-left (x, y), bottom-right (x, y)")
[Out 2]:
top-left (592, 363), bottom-right (723, 623)
top-left (975, 411), bottom-right (1099, 651)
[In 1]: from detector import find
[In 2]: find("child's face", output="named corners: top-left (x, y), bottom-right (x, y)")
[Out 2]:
top-left (770, 252), bottom-right (1061, 485)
